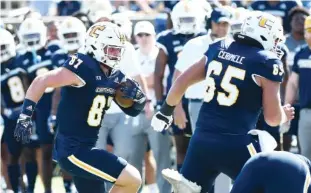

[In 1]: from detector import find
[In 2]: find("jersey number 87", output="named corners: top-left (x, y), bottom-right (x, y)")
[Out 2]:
top-left (87, 95), bottom-right (113, 127)
top-left (204, 60), bottom-right (246, 106)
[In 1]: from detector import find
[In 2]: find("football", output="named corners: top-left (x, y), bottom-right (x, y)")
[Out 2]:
top-left (115, 80), bottom-right (134, 108)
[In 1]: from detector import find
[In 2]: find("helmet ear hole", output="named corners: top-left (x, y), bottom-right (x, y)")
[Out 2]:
top-left (260, 35), bottom-right (267, 41)
top-left (91, 45), bottom-right (97, 50)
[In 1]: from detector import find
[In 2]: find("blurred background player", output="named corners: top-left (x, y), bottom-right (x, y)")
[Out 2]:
top-left (154, 0), bottom-right (206, 174)
top-left (286, 15), bottom-right (311, 163)
top-left (128, 20), bottom-right (171, 193)
top-left (249, 0), bottom-right (302, 33)
top-left (1, 28), bottom-right (38, 193)
top-left (152, 11), bottom-right (294, 193)
top-left (17, 17), bottom-right (56, 193)
top-left (230, 151), bottom-right (311, 193)
top-left (283, 6), bottom-right (310, 153)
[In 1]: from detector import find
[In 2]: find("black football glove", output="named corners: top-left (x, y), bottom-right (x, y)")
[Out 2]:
top-left (14, 114), bottom-right (33, 144)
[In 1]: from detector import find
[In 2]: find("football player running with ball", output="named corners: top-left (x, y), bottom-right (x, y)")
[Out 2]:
top-left (14, 22), bottom-right (146, 193)
top-left (152, 11), bottom-right (295, 193)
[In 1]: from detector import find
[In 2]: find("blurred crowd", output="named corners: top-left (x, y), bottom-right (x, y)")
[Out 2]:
top-left (1, 0), bottom-right (311, 193)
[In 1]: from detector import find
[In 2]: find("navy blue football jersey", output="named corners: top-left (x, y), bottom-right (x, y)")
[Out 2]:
top-left (292, 45), bottom-right (311, 109)
top-left (18, 48), bottom-right (55, 110)
top-left (56, 53), bottom-right (126, 145)
top-left (51, 48), bottom-right (69, 68)
top-left (156, 30), bottom-right (206, 92)
top-left (1, 57), bottom-right (28, 109)
top-left (249, 0), bottom-right (300, 32)
top-left (197, 37), bottom-right (284, 134)
top-left (46, 40), bottom-right (61, 54)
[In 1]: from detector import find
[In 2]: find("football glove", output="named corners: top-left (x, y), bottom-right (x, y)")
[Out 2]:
top-left (120, 78), bottom-right (146, 104)
top-left (151, 111), bottom-right (173, 132)
top-left (14, 114), bottom-right (33, 144)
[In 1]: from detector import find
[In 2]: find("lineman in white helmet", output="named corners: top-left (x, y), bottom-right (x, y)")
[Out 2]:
top-left (14, 21), bottom-right (145, 193)
top-left (154, 2), bottom-right (205, 190)
top-left (152, 11), bottom-right (293, 193)
top-left (1, 27), bottom-right (41, 192)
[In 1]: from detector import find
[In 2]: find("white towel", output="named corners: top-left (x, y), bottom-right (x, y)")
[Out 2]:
top-left (248, 129), bottom-right (277, 152)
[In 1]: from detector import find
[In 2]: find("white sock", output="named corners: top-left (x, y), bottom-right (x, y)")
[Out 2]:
top-left (147, 183), bottom-right (159, 193)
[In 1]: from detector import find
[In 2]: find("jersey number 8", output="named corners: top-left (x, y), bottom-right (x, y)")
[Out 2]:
top-left (204, 60), bottom-right (246, 106)
top-left (7, 76), bottom-right (25, 103)
top-left (87, 95), bottom-right (113, 127)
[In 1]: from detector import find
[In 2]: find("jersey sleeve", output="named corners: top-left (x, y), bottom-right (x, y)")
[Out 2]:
top-left (156, 31), bottom-right (169, 55)
top-left (175, 38), bottom-right (205, 73)
top-left (256, 58), bottom-right (284, 83)
top-left (291, 51), bottom-right (300, 74)
top-left (62, 54), bottom-right (88, 87)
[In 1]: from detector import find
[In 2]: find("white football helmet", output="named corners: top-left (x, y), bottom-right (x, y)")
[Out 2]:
top-left (171, 1), bottom-right (203, 34)
top-left (111, 13), bottom-right (133, 40)
top-left (58, 17), bottom-right (87, 52)
top-left (0, 28), bottom-right (16, 63)
top-left (84, 22), bottom-right (126, 69)
top-left (240, 11), bottom-right (285, 53)
top-left (18, 18), bottom-right (47, 51)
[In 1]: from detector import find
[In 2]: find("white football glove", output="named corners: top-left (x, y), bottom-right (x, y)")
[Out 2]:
top-left (151, 111), bottom-right (173, 132)
top-left (279, 121), bottom-right (291, 134)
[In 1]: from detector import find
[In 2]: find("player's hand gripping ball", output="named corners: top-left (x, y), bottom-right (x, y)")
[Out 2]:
top-left (115, 78), bottom-right (136, 108)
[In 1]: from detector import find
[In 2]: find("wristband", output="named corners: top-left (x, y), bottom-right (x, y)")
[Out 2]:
top-left (21, 99), bottom-right (36, 117)
top-left (160, 101), bottom-right (175, 116)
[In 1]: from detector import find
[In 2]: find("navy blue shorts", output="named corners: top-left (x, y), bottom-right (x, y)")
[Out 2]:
top-left (3, 116), bottom-right (39, 157)
top-left (256, 112), bottom-right (280, 142)
top-left (171, 101), bottom-right (192, 137)
top-left (58, 148), bottom-right (127, 193)
top-left (107, 134), bottom-right (151, 152)
top-left (181, 130), bottom-right (261, 193)
top-left (35, 108), bottom-right (54, 144)
top-left (230, 151), bottom-right (311, 193)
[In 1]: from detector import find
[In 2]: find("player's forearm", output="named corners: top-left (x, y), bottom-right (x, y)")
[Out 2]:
top-left (285, 81), bottom-right (298, 105)
top-left (25, 76), bottom-right (49, 103)
top-left (166, 76), bottom-right (189, 106)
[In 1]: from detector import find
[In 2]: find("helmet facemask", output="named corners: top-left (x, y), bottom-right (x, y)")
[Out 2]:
top-left (0, 29), bottom-right (16, 63)
top-left (62, 32), bottom-right (83, 52)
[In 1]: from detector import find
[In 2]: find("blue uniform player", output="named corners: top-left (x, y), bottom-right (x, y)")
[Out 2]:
top-left (17, 17), bottom-right (56, 193)
top-left (0, 28), bottom-right (39, 193)
top-left (249, 0), bottom-right (301, 33)
top-left (154, 0), bottom-right (206, 172)
top-left (152, 12), bottom-right (295, 193)
top-left (49, 17), bottom-right (87, 193)
top-left (286, 16), bottom-right (311, 163)
top-left (14, 22), bottom-right (145, 193)
top-left (230, 151), bottom-right (311, 193)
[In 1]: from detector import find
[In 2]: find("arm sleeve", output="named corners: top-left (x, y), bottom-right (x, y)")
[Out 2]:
top-left (62, 54), bottom-right (88, 87)
top-left (113, 98), bottom-right (146, 117)
top-left (156, 33), bottom-right (168, 56)
top-left (291, 52), bottom-right (300, 74)
top-left (256, 58), bottom-right (284, 82)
